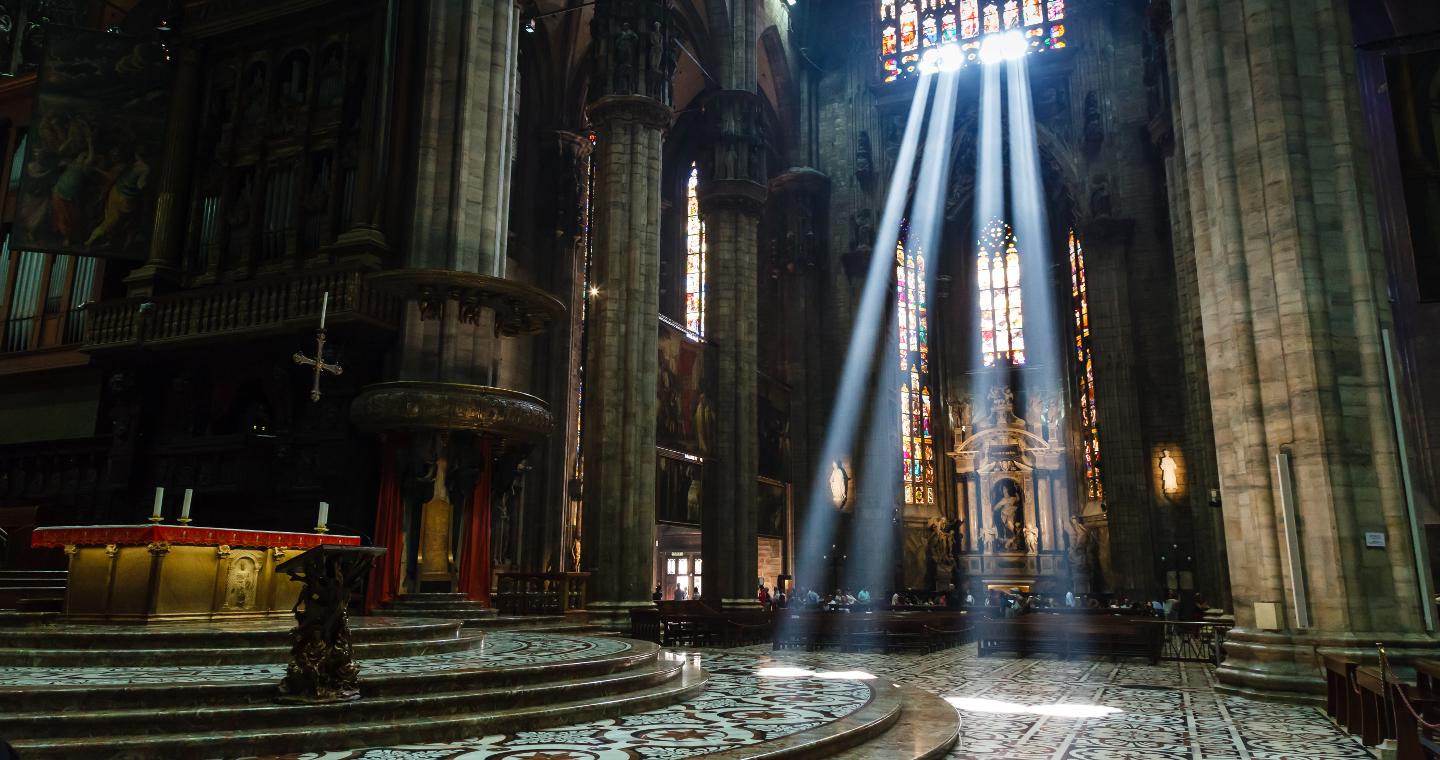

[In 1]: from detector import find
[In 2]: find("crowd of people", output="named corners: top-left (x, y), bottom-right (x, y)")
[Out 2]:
top-left (658, 580), bottom-right (1211, 623)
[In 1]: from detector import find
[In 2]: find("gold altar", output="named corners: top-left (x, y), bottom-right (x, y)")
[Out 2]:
top-left (31, 525), bottom-right (362, 623)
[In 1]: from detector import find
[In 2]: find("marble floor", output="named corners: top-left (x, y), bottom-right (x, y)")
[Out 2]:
top-left (257, 643), bottom-right (1373, 760)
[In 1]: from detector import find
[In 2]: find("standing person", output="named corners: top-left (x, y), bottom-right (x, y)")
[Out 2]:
top-left (676, 585), bottom-right (687, 601)
top-left (652, 584), bottom-right (663, 603)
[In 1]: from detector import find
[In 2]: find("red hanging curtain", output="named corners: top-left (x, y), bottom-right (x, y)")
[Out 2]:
top-left (365, 433), bottom-right (406, 612)
top-left (458, 436), bottom-right (493, 604)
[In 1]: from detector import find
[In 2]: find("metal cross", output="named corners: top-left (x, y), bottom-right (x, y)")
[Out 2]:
top-left (293, 327), bottom-right (343, 402)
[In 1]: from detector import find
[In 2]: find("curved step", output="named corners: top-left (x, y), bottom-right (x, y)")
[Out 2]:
top-left (1, 656), bottom-right (688, 740)
top-left (827, 684), bottom-right (961, 759)
top-left (0, 617), bottom-right (470, 666)
top-left (0, 636), bottom-right (661, 711)
top-left (9, 662), bottom-right (710, 760)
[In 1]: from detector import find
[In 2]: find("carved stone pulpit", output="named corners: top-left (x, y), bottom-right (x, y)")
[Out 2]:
top-left (276, 544), bottom-right (386, 704)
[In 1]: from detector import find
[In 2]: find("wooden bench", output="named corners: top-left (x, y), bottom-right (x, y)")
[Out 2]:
top-left (771, 610), bottom-right (971, 653)
top-left (1321, 652), bottom-right (1361, 732)
top-left (976, 614), bottom-right (1162, 663)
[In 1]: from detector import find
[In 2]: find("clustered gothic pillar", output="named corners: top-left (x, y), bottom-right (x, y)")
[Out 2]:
top-left (581, 0), bottom-right (675, 626)
top-left (699, 91), bottom-right (768, 605)
top-left (1168, 0), bottom-right (1437, 700)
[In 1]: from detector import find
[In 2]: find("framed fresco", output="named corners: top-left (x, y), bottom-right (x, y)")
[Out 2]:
top-left (757, 477), bottom-right (787, 539)
top-left (13, 26), bottom-right (173, 260)
top-left (657, 452), bottom-right (702, 527)
top-left (758, 373), bottom-right (790, 482)
top-left (656, 317), bottom-right (716, 457)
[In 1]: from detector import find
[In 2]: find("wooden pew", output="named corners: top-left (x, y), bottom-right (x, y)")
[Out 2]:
top-left (976, 614), bottom-right (1161, 663)
top-left (1321, 652), bottom-right (1361, 732)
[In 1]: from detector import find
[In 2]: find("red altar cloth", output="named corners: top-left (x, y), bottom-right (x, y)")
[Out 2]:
top-left (32, 525), bottom-right (361, 550)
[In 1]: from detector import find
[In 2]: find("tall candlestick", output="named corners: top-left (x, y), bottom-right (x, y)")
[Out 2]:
top-left (150, 487), bottom-right (165, 523)
top-left (180, 488), bottom-right (194, 524)
top-left (316, 501), bottom-right (330, 533)
top-left (319, 291), bottom-right (329, 329)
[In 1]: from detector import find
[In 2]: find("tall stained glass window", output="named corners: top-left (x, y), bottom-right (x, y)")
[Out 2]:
top-left (878, 0), bottom-right (1067, 82)
top-left (977, 219), bottom-right (1025, 367)
top-left (897, 223), bottom-right (935, 506)
top-left (685, 162), bottom-right (706, 336)
top-left (1069, 230), bottom-right (1102, 500)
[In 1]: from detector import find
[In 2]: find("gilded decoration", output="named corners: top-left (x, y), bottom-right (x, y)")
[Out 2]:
top-left (366, 270), bottom-right (566, 336)
top-left (350, 381), bottom-right (553, 442)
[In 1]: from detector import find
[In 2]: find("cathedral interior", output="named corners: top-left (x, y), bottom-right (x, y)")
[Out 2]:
top-left (1, 0), bottom-right (1439, 757)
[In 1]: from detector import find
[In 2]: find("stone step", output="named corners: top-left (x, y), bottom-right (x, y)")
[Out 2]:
top-left (0, 611), bottom-right (56, 627)
top-left (380, 600), bottom-right (496, 613)
top-left (0, 637), bottom-right (662, 712)
top-left (0, 617), bottom-right (471, 666)
top-left (389, 592), bottom-right (469, 601)
top-left (0, 570), bottom-right (67, 578)
top-left (0, 656), bottom-right (687, 740)
top-left (7, 661), bottom-right (709, 759)
top-left (0, 630), bottom-right (485, 668)
top-left (0, 578), bottom-right (68, 588)
top-left (828, 685), bottom-right (962, 759)
top-left (14, 597), bottom-right (62, 613)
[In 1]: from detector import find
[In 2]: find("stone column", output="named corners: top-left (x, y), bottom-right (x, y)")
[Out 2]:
top-left (1169, 0), bottom-right (1437, 700)
top-left (124, 46), bottom-right (201, 297)
top-left (580, 0), bottom-right (675, 627)
top-left (698, 90), bottom-right (768, 606)
top-left (396, 0), bottom-right (521, 385)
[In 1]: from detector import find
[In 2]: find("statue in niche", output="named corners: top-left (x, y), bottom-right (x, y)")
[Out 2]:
top-left (991, 478), bottom-right (1023, 551)
top-left (981, 526), bottom-right (999, 554)
top-left (238, 62), bottom-right (267, 134)
top-left (855, 130), bottom-right (874, 184)
top-left (1022, 525), bottom-right (1039, 554)
top-left (316, 45), bottom-right (344, 109)
top-left (648, 22), bottom-right (663, 78)
top-left (1089, 175), bottom-right (1113, 220)
top-left (1083, 91), bottom-right (1104, 152)
top-left (925, 517), bottom-right (959, 590)
top-left (1159, 449), bottom-right (1179, 493)
top-left (614, 22), bottom-right (638, 94)
top-left (947, 393), bottom-right (973, 443)
top-left (852, 207), bottom-right (875, 251)
top-left (1025, 393), bottom-right (1044, 436)
top-left (1068, 514), bottom-right (1094, 568)
top-left (1045, 394), bottom-right (1066, 441)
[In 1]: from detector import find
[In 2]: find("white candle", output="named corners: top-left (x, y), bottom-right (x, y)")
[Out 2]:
top-left (319, 291), bottom-right (329, 329)
top-left (151, 487), bottom-right (165, 520)
top-left (181, 489), bottom-right (194, 521)
top-left (317, 501), bottom-right (330, 528)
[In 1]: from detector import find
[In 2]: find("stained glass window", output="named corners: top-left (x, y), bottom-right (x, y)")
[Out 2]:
top-left (977, 219), bottom-right (1025, 367)
top-left (897, 222), bottom-right (935, 507)
top-left (1069, 230), bottom-right (1102, 500)
top-left (685, 162), bottom-right (706, 336)
top-left (878, 0), bottom-right (1069, 82)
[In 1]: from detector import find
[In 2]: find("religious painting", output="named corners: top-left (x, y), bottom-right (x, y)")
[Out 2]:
top-left (757, 374), bottom-right (790, 481)
top-left (13, 27), bottom-right (173, 260)
top-left (757, 478), bottom-right (787, 538)
top-left (657, 453), bottom-right (702, 526)
top-left (657, 319), bottom-right (716, 457)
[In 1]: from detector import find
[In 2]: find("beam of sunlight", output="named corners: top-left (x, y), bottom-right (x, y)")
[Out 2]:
top-left (789, 74), bottom-right (935, 637)
top-left (843, 70), bottom-right (962, 599)
top-left (757, 667), bottom-right (878, 681)
top-left (945, 696), bottom-right (1123, 719)
top-left (1005, 56), bottom-right (1060, 378)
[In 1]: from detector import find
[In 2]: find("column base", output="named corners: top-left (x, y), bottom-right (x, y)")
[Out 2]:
top-left (1216, 626), bottom-right (1440, 704)
top-left (583, 600), bottom-right (654, 633)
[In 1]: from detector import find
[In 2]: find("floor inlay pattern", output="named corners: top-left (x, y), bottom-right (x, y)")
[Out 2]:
top-left (733, 644), bottom-right (1374, 760)
top-left (0, 632), bottom-right (632, 686)
top-left (261, 652), bottom-right (875, 760)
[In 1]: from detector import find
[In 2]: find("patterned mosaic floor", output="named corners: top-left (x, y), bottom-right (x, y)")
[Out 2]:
top-left (0, 632), bottom-right (633, 686)
top-left (750, 645), bottom-right (1375, 760)
top-left (254, 643), bottom-right (1372, 759)
top-left (261, 653), bottom-right (875, 760)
